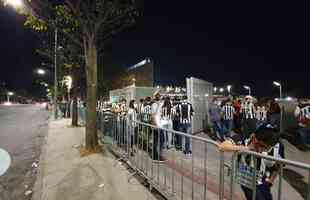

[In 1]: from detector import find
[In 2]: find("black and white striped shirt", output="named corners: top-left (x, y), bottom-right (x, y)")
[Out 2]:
top-left (177, 102), bottom-right (194, 124)
top-left (221, 104), bottom-right (235, 120)
top-left (241, 102), bottom-right (256, 119)
top-left (142, 103), bottom-right (152, 122)
top-left (256, 106), bottom-right (267, 121)
top-left (295, 104), bottom-right (310, 127)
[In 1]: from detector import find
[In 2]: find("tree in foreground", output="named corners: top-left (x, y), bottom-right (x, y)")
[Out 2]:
top-left (2, 0), bottom-right (139, 151)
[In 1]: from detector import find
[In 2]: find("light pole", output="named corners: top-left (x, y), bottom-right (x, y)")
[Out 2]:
top-left (243, 85), bottom-right (251, 96)
top-left (4, 0), bottom-right (59, 119)
top-left (273, 81), bottom-right (283, 132)
top-left (214, 87), bottom-right (218, 93)
top-left (7, 92), bottom-right (14, 102)
top-left (54, 28), bottom-right (58, 119)
top-left (273, 81), bottom-right (282, 99)
top-left (227, 85), bottom-right (232, 96)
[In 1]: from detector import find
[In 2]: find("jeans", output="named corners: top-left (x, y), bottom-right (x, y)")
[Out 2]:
top-left (256, 120), bottom-right (267, 129)
top-left (212, 120), bottom-right (224, 139)
top-left (162, 121), bottom-right (173, 149)
top-left (173, 120), bottom-right (182, 150)
top-left (152, 129), bottom-right (165, 160)
top-left (223, 119), bottom-right (233, 137)
top-left (298, 127), bottom-right (310, 147)
top-left (180, 124), bottom-right (192, 154)
top-left (241, 184), bottom-right (273, 200)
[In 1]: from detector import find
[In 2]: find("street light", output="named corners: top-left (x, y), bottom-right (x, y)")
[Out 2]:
top-left (3, 0), bottom-right (59, 119)
top-left (273, 81), bottom-right (282, 99)
top-left (36, 69), bottom-right (46, 75)
top-left (7, 92), bottom-right (14, 102)
top-left (4, 0), bottom-right (22, 8)
top-left (219, 88), bottom-right (224, 93)
top-left (227, 85), bottom-right (232, 95)
top-left (243, 85), bottom-right (251, 96)
top-left (214, 87), bottom-right (218, 93)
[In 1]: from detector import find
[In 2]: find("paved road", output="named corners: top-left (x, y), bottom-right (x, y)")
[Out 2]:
top-left (0, 104), bottom-right (50, 200)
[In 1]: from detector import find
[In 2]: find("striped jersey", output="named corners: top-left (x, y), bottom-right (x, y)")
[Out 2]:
top-left (142, 103), bottom-right (152, 122)
top-left (241, 102), bottom-right (256, 119)
top-left (176, 102), bottom-right (194, 124)
top-left (221, 104), bottom-right (235, 120)
top-left (256, 106), bottom-right (267, 121)
top-left (295, 104), bottom-right (310, 127)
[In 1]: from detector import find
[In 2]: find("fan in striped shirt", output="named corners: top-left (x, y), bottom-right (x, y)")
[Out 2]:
top-left (241, 96), bottom-right (257, 139)
top-left (256, 104), bottom-right (268, 128)
top-left (221, 101), bottom-right (235, 137)
top-left (294, 100), bottom-right (310, 148)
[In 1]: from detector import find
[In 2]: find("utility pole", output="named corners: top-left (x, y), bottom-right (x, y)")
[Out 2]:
top-left (54, 28), bottom-right (58, 119)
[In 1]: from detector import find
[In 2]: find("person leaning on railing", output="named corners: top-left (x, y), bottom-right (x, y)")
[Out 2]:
top-left (218, 123), bottom-right (285, 200)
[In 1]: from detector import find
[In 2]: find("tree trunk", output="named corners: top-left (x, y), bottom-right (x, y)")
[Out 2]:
top-left (84, 35), bottom-right (99, 150)
top-left (71, 67), bottom-right (79, 127)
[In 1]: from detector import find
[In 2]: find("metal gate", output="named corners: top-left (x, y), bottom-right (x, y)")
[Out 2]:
top-left (186, 77), bottom-right (213, 134)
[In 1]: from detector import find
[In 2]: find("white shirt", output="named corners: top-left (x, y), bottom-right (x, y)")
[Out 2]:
top-left (151, 101), bottom-right (163, 127)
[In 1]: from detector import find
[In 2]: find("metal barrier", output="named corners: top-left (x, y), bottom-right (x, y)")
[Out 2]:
top-left (97, 111), bottom-right (234, 200)
top-left (80, 109), bottom-right (310, 200)
top-left (231, 150), bottom-right (310, 200)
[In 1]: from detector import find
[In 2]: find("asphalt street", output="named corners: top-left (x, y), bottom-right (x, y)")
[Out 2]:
top-left (0, 104), bottom-right (49, 200)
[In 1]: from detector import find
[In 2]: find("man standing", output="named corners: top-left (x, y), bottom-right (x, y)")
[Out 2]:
top-left (218, 123), bottom-right (285, 200)
top-left (177, 96), bottom-right (194, 155)
top-left (294, 99), bottom-right (310, 149)
top-left (151, 93), bottom-right (165, 161)
top-left (221, 100), bottom-right (235, 137)
top-left (241, 96), bottom-right (256, 139)
top-left (209, 98), bottom-right (224, 141)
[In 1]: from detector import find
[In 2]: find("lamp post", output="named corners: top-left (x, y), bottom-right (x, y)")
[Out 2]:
top-left (4, 0), bottom-right (59, 120)
top-left (219, 88), bottom-right (224, 93)
top-left (7, 92), bottom-right (14, 102)
top-left (243, 85), bottom-right (251, 96)
top-left (227, 85), bottom-right (232, 96)
top-left (273, 81), bottom-right (282, 99)
top-left (214, 87), bottom-right (218, 93)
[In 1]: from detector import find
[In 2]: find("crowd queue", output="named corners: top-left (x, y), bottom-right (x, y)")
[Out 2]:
top-left (92, 93), bottom-right (310, 200)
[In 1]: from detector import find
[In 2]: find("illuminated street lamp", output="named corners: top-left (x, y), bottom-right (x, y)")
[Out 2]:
top-left (243, 85), bottom-right (251, 96)
top-left (4, 0), bottom-right (23, 8)
top-left (219, 88), bottom-right (224, 93)
top-left (213, 87), bottom-right (218, 93)
top-left (37, 69), bottom-right (46, 75)
top-left (7, 92), bottom-right (14, 102)
top-left (2, 0), bottom-right (59, 119)
top-left (273, 81), bottom-right (282, 99)
top-left (227, 85), bottom-right (232, 95)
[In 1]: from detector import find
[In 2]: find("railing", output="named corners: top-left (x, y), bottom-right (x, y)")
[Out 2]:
top-left (78, 108), bottom-right (310, 200)
top-left (96, 111), bottom-right (238, 200)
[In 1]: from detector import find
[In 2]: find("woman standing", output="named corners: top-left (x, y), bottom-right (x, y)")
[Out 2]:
top-left (127, 100), bottom-right (138, 154)
top-left (160, 97), bottom-right (173, 149)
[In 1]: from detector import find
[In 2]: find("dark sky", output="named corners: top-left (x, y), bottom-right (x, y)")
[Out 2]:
top-left (1, 1), bottom-right (309, 97)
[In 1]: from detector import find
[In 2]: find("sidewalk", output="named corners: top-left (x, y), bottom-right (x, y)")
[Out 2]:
top-left (32, 119), bottom-right (158, 200)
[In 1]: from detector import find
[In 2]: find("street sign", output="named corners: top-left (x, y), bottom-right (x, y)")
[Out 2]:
top-left (0, 148), bottom-right (11, 176)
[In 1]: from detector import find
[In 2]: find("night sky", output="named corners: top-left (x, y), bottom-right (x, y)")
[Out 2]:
top-left (1, 1), bottom-right (309, 97)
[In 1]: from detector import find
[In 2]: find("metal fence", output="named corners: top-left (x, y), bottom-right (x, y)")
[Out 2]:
top-left (78, 108), bottom-right (310, 200)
